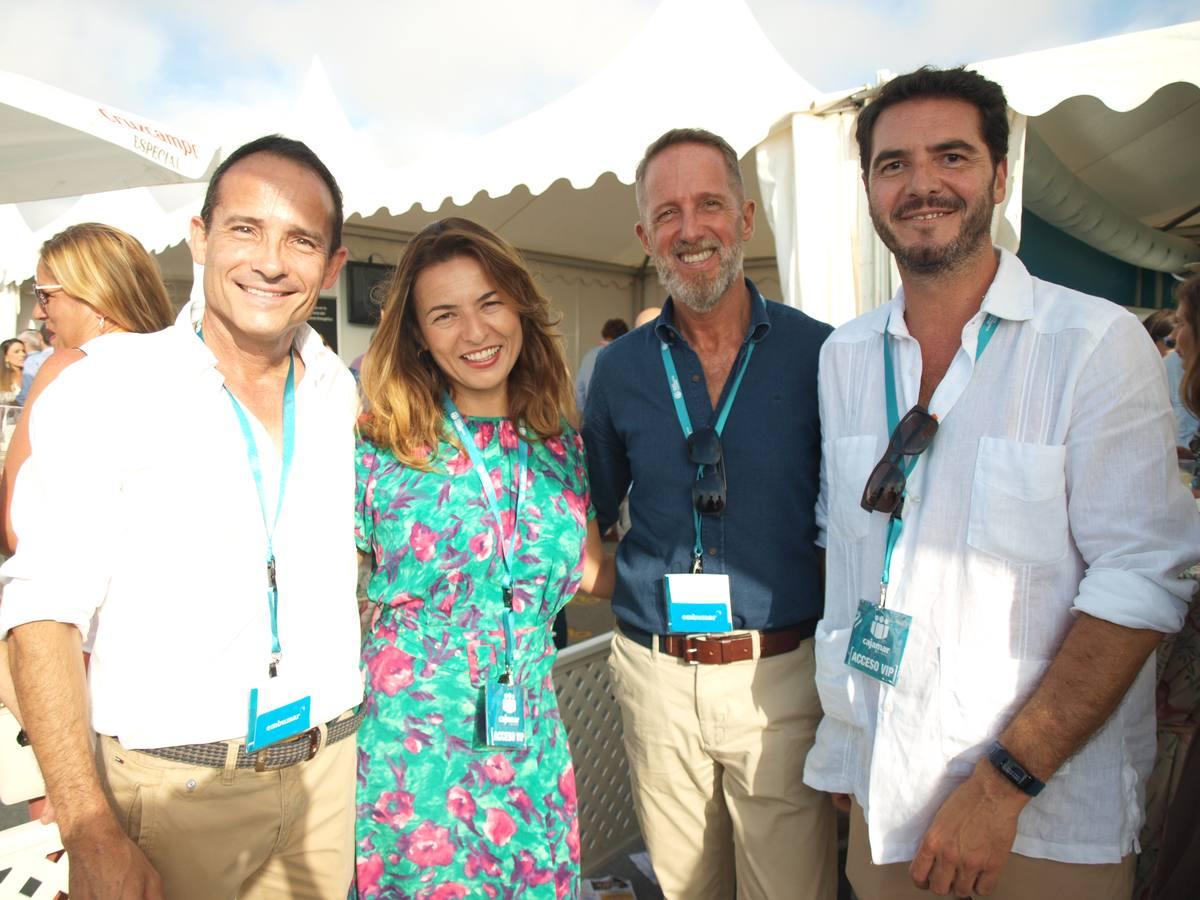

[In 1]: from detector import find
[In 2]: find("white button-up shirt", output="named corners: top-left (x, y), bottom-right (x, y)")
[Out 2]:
top-left (0, 301), bottom-right (363, 749)
top-left (806, 250), bottom-right (1200, 865)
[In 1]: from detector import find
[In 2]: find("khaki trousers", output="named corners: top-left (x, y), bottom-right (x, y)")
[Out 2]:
top-left (608, 630), bottom-right (837, 900)
top-left (97, 724), bottom-right (356, 900)
top-left (847, 800), bottom-right (1135, 900)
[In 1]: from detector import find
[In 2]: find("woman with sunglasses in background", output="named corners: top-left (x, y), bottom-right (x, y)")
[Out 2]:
top-left (0, 339), bottom-right (26, 404)
top-left (0, 222), bottom-right (173, 821)
top-left (352, 218), bottom-right (612, 898)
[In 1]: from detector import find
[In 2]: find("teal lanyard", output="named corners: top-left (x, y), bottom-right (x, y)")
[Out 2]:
top-left (219, 340), bottom-right (296, 677)
top-left (878, 312), bottom-right (999, 605)
top-left (444, 396), bottom-right (529, 678)
top-left (660, 313), bottom-right (760, 564)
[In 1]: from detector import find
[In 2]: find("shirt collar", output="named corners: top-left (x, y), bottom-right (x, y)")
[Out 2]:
top-left (878, 246), bottom-right (1035, 339)
top-left (173, 295), bottom-right (341, 386)
top-left (653, 277), bottom-right (772, 346)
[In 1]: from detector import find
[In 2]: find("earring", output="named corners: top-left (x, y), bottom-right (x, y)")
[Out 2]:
top-left (97, 315), bottom-right (106, 332)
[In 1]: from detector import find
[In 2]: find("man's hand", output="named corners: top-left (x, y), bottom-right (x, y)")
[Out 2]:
top-left (909, 760), bottom-right (1027, 897)
top-left (64, 819), bottom-right (163, 900)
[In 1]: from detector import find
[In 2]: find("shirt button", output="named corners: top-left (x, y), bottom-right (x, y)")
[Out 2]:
top-left (186, 779), bottom-right (198, 792)
top-left (708, 547), bottom-right (717, 556)
top-left (692, 374), bottom-right (701, 383)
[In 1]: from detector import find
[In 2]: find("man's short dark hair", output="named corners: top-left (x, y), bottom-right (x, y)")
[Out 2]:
top-left (855, 67), bottom-right (1010, 178)
top-left (635, 128), bottom-right (744, 215)
top-left (601, 318), bottom-right (630, 341)
top-left (200, 135), bottom-right (344, 255)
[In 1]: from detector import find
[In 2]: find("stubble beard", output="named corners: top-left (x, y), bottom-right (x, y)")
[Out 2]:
top-left (653, 237), bottom-right (745, 313)
top-left (871, 178), bottom-right (996, 277)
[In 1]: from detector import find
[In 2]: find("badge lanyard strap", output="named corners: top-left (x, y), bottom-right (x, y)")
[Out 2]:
top-left (444, 396), bottom-right (529, 680)
top-left (878, 312), bottom-right (999, 606)
top-left (660, 328), bottom-right (758, 565)
top-left (216, 338), bottom-right (296, 677)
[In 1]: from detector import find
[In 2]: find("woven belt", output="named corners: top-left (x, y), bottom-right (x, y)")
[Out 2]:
top-left (134, 707), bottom-right (363, 772)
top-left (619, 620), bottom-right (815, 665)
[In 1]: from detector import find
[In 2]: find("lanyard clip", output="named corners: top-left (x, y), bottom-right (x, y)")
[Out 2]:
top-left (502, 586), bottom-right (513, 609)
top-left (878, 581), bottom-right (889, 609)
top-left (268, 653), bottom-right (280, 678)
top-left (691, 554), bottom-right (704, 575)
top-left (267, 557), bottom-right (277, 590)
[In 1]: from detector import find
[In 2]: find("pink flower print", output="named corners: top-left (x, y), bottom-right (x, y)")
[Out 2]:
top-left (468, 530), bottom-right (494, 561)
top-left (483, 807), bottom-right (517, 846)
top-left (429, 885), bottom-right (468, 900)
top-left (506, 786), bottom-right (535, 822)
top-left (498, 420), bottom-right (519, 450)
top-left (555, 864), bottom-right (575, 898)
top-left (368, 645), bottom-right (415, 697)
top-left (513, 850), bottom-right (554, 887)
top-left (498, 508), bottom-right (517, 548)
top-left (404, 821), bottom-right (456, 868)
top-left (545, 436), bottom-right (567, 460)
top-left (558, 767), bottom-right (577, 810)
top-left (372, 789), bottom-right (415, 830)
top-left (445, 449), bottom-right (472, 475)
top-left (474, 421), bottom-right (496, 449)
top-left (403, 736), bottom-right (422, 753)
top-left (482, 886), bottom-right (500, 899)
top-left (446, 785), bottom-right (476, 822)
top-left (481, 753), bottom-right (516, 785)
top-left (410, 522), bottom-right (438, 562)
top-left (465, 843), bottom-right (502, 879)
top-left (566, 814), bottom-right (581, 863)
top-left (355, 853), bottom-right (384, 898)
top-left (563, 489), bottom-right (587, 527)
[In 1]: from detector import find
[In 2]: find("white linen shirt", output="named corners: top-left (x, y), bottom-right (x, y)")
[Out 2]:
top-left (0, 300), bottom-right (364, 749)
top-left (806, 249), bottom-right (1200, 865)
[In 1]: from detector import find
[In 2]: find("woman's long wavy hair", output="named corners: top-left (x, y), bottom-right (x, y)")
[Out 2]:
top-left (1177, 275), bottom-right (1200, 417)
top-left (360, 218), bottom-right (575, 468)
top-left (40, 223), bottom-right (173, 334)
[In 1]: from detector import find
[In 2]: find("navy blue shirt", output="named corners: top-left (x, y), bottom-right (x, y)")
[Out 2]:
top-left (583, 279), bottom-right (831, 634)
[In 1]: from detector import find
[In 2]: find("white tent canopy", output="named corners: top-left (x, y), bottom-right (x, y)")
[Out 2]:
top-left (364, 0), bottom-right (818, 267)
top-left (757, 20), bottom-right (1200, 326)
top-left (0, 70), bottom-right (219, 204)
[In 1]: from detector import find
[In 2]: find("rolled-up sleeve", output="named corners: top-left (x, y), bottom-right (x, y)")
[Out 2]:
top-left (1067, 315), bottom-right (1200, 631)
top-left (0, 367), bottom-right (118, 638)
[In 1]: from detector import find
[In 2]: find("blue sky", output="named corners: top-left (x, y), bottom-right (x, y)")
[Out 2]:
top-left (2, 0), bottom-right (1196, 161)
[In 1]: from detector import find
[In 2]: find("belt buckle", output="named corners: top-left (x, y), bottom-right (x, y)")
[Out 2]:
top-left (304, 727), bottom-right (320, 762)
top-left (683, 633), bottom-right (718, 665)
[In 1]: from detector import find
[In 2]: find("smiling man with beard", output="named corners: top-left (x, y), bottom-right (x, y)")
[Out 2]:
top-left (583, 128), bottom-right (837, 900)
top-left (806, 67), bottom-right (1200, 900)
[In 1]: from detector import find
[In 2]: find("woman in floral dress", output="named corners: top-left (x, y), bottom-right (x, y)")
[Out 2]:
top-left (352, 218), bottom-right (612, 900)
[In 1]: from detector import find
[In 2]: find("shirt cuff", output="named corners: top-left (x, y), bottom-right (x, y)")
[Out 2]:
top-left (1072, 567), bottom-right (1188, 633)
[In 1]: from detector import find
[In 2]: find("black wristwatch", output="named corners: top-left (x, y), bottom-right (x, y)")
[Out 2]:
top-left (986, 741), bottom-right (1045, 797)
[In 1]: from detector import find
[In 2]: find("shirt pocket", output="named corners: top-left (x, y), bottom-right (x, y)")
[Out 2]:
top-left (829, 435), bottom-right (879, 542)
top-left (939, 646), bottom-right (1049, 776)
top-left (967, 437), bottom-right (1068, 565)
top-left (812, 623), bottom-right (870, 730)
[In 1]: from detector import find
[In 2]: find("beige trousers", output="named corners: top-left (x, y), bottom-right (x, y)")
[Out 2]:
top-left (97, 725), bottom-right (356, 900)
top-left (608, 630), bottom-right (837, 900)
top-left (847, 800), bottom-right (1135, 900)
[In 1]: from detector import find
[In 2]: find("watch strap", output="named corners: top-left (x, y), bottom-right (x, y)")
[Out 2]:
top-left (986, 741), bottom-right (1045, 797)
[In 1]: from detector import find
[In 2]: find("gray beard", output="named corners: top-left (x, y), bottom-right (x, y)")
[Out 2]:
top-left (653, 240), bottom-right (744, 313)
top-left (871, 187), bottom-right (995, 276)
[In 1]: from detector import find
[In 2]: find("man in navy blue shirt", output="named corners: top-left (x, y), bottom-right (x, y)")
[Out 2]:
top-left (584, 128), bottom-right (836, 900)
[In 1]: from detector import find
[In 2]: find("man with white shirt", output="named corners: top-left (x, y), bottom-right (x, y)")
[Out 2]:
top-left (807, 67), bottom-right (1200, 900)
top-left (1, 135), bottom-right (361, 900)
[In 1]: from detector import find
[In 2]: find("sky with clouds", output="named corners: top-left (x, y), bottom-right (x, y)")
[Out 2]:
top-left (2, 0), bottom-right (1197, 163)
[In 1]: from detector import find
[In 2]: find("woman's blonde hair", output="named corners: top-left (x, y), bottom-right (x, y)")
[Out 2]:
top-left (40, 223), bottom-right (173, 334)
top-left (1177, 274), bottom-right (1200, 417)
top-left (360, 218), bottom-right (575, 468)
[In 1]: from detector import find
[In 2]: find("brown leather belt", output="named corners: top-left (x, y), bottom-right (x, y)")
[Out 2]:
top-left (134, 707), bottom-right (363, 772)
top-left (619, 620), bottom-right (816, 665)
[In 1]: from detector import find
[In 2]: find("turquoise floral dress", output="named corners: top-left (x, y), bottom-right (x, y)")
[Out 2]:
top-left (352, 418), bottom-right (588, 900)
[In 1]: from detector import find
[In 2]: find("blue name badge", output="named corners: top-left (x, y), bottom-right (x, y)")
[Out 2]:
top-left (246, 680), bottom-right (312, 753)
top-left (484, 680), bottom-right (527, 749)
top-left (845, 599), bottom-right (912, 687)
top-left (664, 573), bottom-right (733, 634)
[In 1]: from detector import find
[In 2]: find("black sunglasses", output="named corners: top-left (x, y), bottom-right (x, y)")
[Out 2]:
top-left (688, 426), bottom-right (726, 515)
top-left (860, 406), bottom-right (938, 514)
